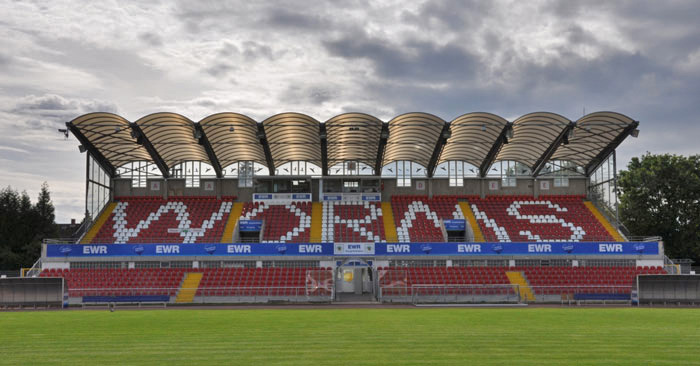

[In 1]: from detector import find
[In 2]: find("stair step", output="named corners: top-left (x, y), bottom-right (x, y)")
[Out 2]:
top-left (175, 272), bottom-right (204, 303)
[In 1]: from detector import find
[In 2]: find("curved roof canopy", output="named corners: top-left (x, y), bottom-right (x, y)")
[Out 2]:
top-left (439, 112), bottom-right (510, 167)
top-left (199, 113), bottom-right (267, 168)
top-left (382, 113), bottom-right (446, 168)
top-left (69, 113), bottom-right (152, 173)
top-left (66, 111), bottom-right (638, 178)
top-left (262, 113), bottom-right (322, 169)
top-left (135, 113), bottom-right (210, 169)
top-left (552, 111), bottom-right (638, 175)
top-left (496, 112), bottom-right (572, 170)
top-left (325, 113), bottom-right (383, 169)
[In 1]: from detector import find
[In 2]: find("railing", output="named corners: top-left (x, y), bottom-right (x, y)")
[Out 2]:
top-left (67, 286), bottom-right (334, 303)
top-left (43, 238), bottom-right (80, 244)
top-left (626, 236), bottom-right (663, 242)
top-left (22, 258), bottom-right (43, 278)
top-left (411, 284), bottom-right (521, 304)
top-left (378, 284), bottom-right (521, 303)
top-left (378, 283), bottom-right (636, 304)
top-left (527, 285), bottom-right (634, 304)
top-left (48, 236), bottom-right (665, 245)
top-left (480, 234), bottom-right (632, 242)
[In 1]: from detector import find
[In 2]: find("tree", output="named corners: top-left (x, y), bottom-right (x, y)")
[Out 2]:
top-left (0, 183), bottom-right (57, 269)
top-left (617, 153), bottom-right (700, 263)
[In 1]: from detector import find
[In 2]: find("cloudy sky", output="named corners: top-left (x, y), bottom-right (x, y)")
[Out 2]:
top-left (0, 0), bottom-right (699, 222)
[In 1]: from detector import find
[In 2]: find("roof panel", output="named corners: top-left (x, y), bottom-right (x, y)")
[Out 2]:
top-left (551, 111), bottom-right (636, 167)
top-left (382, 112), bottom-right (446, 167)
top-left (199, 113), bottom-right (267, 168)
top-left (439, 112), bottom-right (509, 167)
top-left (326, 113), bottom-right (383, 168)
top-left (70, 112), bottom-right (152, 168)
top-left (496, 112), bottom-right (571, 167)
top-left (262, 113), bottom-right (321, 166)
top-left (135, 113), bottom-right (210, 168)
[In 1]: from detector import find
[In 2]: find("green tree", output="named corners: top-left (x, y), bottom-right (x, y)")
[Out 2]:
top-left (0, 183), bottom-right (57, 269)
top-left (617, 153), bottom-right (700, 262)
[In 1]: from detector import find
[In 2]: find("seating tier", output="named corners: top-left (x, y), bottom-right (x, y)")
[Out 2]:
top-left (40, 268), bottom-right (184, 297)
top-left (240, 202), bottom-right (311, 243)
top-left (91, 196), bottom-right (234, 244)
top-left (196, 267), bottom-right (332, 297)
top-left (321, 201), bottom-right (386, 242)
top-left (521, 265), bottom-right (665, 294)
top-left (468, 195), bottom-right (614, 242)
top-left (378, 265), bottom-right (665, 295)
top-left (390, 196), bottom-right (465, 242)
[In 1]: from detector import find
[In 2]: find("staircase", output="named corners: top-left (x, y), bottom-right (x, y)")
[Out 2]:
top-left (506, 271), bottom-right (535, 302)
top-left (459, 201), bottom-right (485, 242)
top-left (80, 202), bottom-right (117, 244)
top-left (584, 201), bottom-right (625, 242)
top-left (220, 202), bottom-right (244, 243)
top-left (175, 272), bottom-right (203, 303)
top-left (310, 202), bottom-right (323, 242)
top-left (381, 202), bottom-right (399, 242)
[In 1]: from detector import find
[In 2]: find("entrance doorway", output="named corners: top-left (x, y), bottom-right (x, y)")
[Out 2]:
top-left (335, 259), bottom-right (375, 302)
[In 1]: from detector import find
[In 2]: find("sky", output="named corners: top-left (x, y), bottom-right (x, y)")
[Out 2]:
top-left (0, 0), bottom-right (699, 222)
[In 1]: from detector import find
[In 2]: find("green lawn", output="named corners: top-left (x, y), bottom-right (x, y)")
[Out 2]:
top-left (1, 307), bottom-right (699, 365)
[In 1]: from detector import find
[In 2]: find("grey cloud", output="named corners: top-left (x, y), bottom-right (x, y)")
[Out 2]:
top-left (0, 52), bottom-right (11, 66)
top-left (410, 0), bottom-right (493, 31)
top-left (203, 41), bottom-right (279, 78)
top-left (264, 8), bottom-right (328, 30)
top-left (240, 41), bottom-right (276, 61)
top-left (323, 32), bottom-right (480, 82)
top-left (281, 84), bottom-right (339, 105)
top-left (9, 94), bottom-right (118, 129)
top-left (204, 63), bottom-right (237, 77)
top-left (138, 32), bottom-right (163, 47)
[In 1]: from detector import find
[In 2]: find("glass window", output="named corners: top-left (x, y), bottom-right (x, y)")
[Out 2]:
top-left (238, 161), bottom-right (254, 188)
top-left (553, 177), bottom-right (569, 187)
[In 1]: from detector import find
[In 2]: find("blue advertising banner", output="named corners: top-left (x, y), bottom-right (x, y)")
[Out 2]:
top-left (362, 194), bottom-right (381, 201)
top-left (374, 242), bottom-right (660, 256)
top-left (444, 219), bottom-right (466, 231)
top-left (238, 220), bottom-right (263, 232)
top-left (46, 242), bottom-right (660, 258)
top-left (47, 243), bottom-right (334, 257)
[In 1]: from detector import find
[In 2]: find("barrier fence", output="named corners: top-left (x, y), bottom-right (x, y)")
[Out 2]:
top-left (71, 286), bottom-right (333, 304)
top-left (378, 283), bottom-right (635, 304)
top-left (528, 285), bottom-right (634, 304)
top-left (409, 284), bottom-right (521, 304)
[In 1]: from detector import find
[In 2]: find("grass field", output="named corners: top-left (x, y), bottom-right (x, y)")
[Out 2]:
top-left (2, 307), bottom-right (700, 365)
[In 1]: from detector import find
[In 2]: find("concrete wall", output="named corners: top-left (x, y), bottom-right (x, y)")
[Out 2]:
top-left (380, 178), bottom-right (428, 199)
top-left (220, 179), bottom-right (254, 201)
top-left (430, 178), bottom-right (481, 196)
top-left (534, 177), bottom-right (587, 196)
top-left (114, 178), bottom-right (158, 197)
top-left (113, 176), bottom-right (589, 201)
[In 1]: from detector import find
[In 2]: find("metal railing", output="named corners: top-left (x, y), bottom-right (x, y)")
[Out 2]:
top-left (22, 258), bottom-right (43, 278)
top-left (378, 284), bottom-right (521, 303)
top-left (527, 285), bottom-right (634, 304)
top-left (377, 283), bottom-right (636, 304)
top-left (626, 236), bottom-right (663, 242)
top-left (43, 238), bottom-right (80, 244)
top-left (68, 286), bottom-right (334, 303)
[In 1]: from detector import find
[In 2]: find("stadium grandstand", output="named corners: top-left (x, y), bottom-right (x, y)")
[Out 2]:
top-left (32, 110), bottom-right (671, 305)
